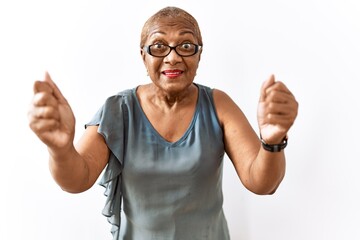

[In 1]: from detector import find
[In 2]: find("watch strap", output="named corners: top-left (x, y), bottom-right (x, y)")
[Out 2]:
top-left (260, 135), bottom-right (288, 152)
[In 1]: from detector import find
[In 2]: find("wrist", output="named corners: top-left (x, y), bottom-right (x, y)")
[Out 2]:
top-left (47, 143), bottom-right (76, 162)
top-left (260, 135), bottom-right (288, 152)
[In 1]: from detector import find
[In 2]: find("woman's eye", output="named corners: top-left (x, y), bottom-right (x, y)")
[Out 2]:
top-left (182, 43), bottom-right (191, 49)
top-left (154, 44), bottom-right (165, 49)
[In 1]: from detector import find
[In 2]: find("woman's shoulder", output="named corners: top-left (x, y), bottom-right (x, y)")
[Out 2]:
top-left (195, 83), bottom-right (230, 101)
top-left (205, 87), bottom-right (243, 124)
top-left (104, 87), bottom-right (137, 104)
top-left (195, 83), bottom-right (228, 95)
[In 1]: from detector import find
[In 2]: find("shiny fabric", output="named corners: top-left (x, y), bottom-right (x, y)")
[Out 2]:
top-left (86, 84), bottom-right (230, 240)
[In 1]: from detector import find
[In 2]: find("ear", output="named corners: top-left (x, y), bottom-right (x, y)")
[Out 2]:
top-left (140, 48), bottom-right (146, 63)
top-left (140, 49), bottom-right (149, 74)
top-left (198, 48), bottom-right (202, 62)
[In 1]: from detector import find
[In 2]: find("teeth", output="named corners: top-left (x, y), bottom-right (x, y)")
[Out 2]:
top-left (164, 71), bottom-right (181, 76)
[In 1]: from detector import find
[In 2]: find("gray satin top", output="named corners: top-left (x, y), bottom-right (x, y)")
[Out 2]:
top-left (86, 84), bottom-right (230, 240)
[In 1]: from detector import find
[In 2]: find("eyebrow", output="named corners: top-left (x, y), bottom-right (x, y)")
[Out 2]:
top-left (149, 29), bottom-right (195, 38)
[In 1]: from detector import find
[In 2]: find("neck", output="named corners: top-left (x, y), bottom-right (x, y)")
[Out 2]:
top-left (141, 83), bottom-right (197, 110)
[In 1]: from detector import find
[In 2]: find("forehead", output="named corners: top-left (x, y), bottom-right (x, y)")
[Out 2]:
top-left (146, 17), bottom-right (197, 40)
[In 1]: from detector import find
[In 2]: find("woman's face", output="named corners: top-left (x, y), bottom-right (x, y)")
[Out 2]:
top-left (141, 17), bottom-right (202, 94)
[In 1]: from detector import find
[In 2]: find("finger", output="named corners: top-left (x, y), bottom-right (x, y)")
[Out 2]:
top-left (29, 118), bottom-right (60, 134)
top-left (259, 74), bottom-right (275, 102)
top-left (264, 89), bottom-right (296, 104)
top-left (265, 81), bottom-right (293, 97)
top-left (33, 80), bottom-right (53, 94)
top-left (263, 102), bottom-right (297, 117)
top-left (31, 105), bottom-right (60, 120)
top-left (261, 114), bottom-right (296, 129)
top-left (43, 71), bottom-right (68, 104)
top-left (33, 91), bottom-right (59, 107)
top-left (29, 122), bottom-right (63, 147)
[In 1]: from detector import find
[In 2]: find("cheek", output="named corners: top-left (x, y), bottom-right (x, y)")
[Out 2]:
top-left (188, 60), bottom-right (200, 74)
top-left (146, 58), bottom-right (162, 73)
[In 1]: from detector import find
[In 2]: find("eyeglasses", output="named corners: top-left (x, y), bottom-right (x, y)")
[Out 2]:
top-left (144, 43), bottom-right (202, 57)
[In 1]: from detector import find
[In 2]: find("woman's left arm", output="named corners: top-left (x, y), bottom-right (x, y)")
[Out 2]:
top-left (213, 75), bottom-right (298, 195)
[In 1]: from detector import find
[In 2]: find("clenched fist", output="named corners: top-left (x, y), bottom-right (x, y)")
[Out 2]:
top-left (28, 72), bottom-right (75, 151)
top-left (257, 75), bottom-right (298, 144)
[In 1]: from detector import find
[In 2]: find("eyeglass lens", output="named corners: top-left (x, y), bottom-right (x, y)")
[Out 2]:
top-left (149, 43), bottom-right (198, 57)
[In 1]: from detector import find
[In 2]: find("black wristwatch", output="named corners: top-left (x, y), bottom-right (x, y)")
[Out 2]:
top-left (260, 135), bottom-right (288, 152)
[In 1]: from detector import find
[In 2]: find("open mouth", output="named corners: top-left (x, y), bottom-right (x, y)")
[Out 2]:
top-left (162, 70), bottom-right (183, 78)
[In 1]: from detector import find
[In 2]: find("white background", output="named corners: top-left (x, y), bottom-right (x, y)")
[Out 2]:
top-left (1, 0), bottom-right (360, 239)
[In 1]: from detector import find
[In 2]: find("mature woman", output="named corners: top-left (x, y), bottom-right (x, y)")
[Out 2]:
top-left (28, 6), bottom-right (298, 240)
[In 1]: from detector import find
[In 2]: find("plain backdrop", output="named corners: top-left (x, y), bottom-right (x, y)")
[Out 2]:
top-left (1, 0), bottom-right (360, 239)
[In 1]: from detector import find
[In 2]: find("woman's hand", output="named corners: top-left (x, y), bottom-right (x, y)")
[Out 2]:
top-left (257, 75), bottom-right (298, 144)
top-left (28, 72), bottom-right (76, 152)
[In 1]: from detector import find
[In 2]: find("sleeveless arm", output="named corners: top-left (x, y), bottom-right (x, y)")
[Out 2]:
top-left (212, 89), bottom-right (286, 195)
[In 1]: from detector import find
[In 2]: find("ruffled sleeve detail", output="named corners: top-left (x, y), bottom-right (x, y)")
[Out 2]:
top-left (99, 154), bottom-right (122, 239)
top-left (86, 94), bottom-right (129, 239)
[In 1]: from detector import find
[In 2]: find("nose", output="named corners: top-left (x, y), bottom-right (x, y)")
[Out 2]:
top-left (164, 48), bottom-right (182, 64)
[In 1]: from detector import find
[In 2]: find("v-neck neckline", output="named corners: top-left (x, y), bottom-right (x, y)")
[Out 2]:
top-left (132, 84), bottom-right (200, 147)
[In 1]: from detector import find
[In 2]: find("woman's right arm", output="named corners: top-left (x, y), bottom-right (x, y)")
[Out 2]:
top-left (28, 72), bottom-right (109, 193)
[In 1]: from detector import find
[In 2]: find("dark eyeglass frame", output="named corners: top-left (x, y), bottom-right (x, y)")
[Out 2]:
top-left (143, 43), bottom-right (202, 57)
